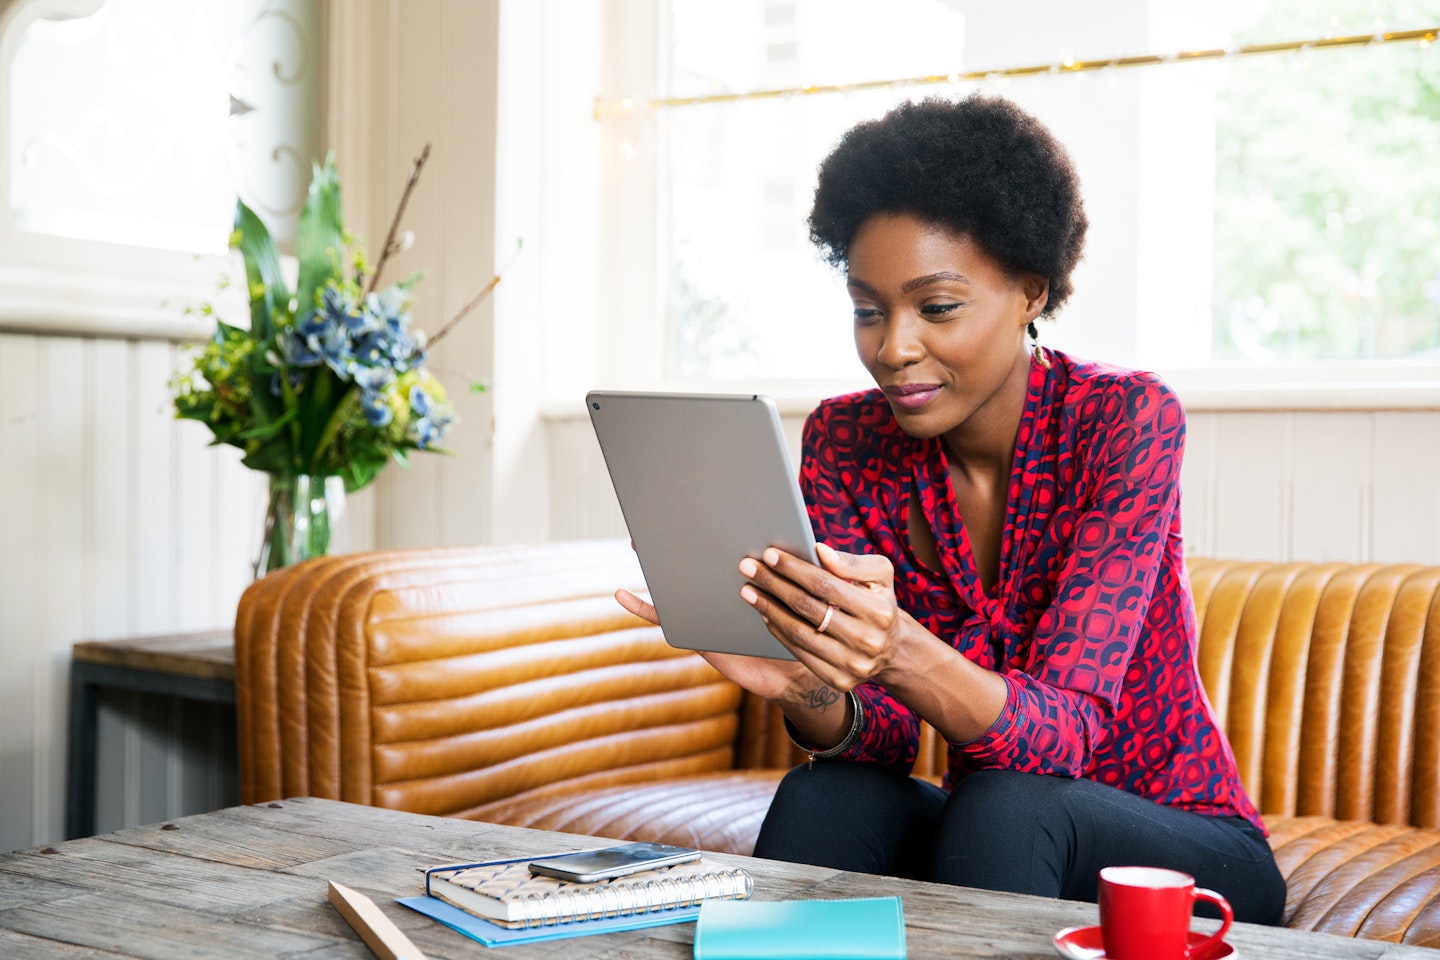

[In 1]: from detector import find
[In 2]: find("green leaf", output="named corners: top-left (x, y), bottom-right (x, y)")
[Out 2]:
top-left (215, 320), bottom-right (251, 344)
top-left (245, 351), bottom-right (293, 467)
top-left (296, 155), bottom-right (344, 323)
top-left (339, 454), bottom-right (389, 493)
top-left (240, 441), bottom-right (293, 475)
top-left (309, 383), bottom-right (360, 472)
top-left (233, 201), bottom-right (290, 341)
top-left (237, 406), bottom-right (297, 440)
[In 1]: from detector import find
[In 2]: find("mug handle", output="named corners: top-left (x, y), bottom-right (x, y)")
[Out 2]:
top-left (1190, 887), bottom-right (1233, 957)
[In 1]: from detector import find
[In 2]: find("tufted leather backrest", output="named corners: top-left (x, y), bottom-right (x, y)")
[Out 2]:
top-left (1187, 558), bottom-right (1440, 829)
top-left (237, 541), bottom-right (1440, 831)
top-left (235, 539), bottom-right (743, 816)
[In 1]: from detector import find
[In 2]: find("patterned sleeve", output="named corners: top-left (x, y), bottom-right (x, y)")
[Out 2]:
top-left (957, 375), bottom-right (1186, 777)
top-left (797, 401), bottom-right (920, 774)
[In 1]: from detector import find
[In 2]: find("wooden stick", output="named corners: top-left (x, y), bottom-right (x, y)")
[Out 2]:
top-left (427, 237), bottom-right (524, 348)
top-left (366, 143), bottom-right (432, 295)
top-left (328, 880), bottom-right (429, 960)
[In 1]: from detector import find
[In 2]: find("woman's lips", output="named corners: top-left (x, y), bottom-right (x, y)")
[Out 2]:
top-left (884, 383), bottom-right (941, 410)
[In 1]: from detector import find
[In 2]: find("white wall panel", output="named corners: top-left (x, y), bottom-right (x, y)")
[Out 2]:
top-left (1373, 412), bottom-right (1440, 565)
top-left (0, 334), bottom-right (41, 852)
top-left (547, 416), bottom-right (626, 540)
top-left (0, 332), bottom-right (260, 852)
top-left (1210, 412), bottom-right (1292, 561)
top-left (36, 337), bottom-right (85, 846)
top-left (1291, 413), bottom-right (1371, 563)
top-left (87, 339), bottom-right (131, 638)
top-left (133, 343), bottom-right (175, 632)
top-left (1178, 409), bottom-right (1217, 558)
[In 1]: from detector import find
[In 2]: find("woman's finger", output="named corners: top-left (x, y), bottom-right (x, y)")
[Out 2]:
top-left (740, 583), bottom-right (875, 688)
top-left (768, 545), bottom-right (894, 604)
top-left (615, 588), bottom-right (660, 625)
top-left (740, 556), bottom-right (839, 631)
top-left (817, 542), bottom-right (892, 584)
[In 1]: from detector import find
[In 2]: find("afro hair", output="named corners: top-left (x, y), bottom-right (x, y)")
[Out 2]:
top-left (808, 94), bottom-right (1088, 317)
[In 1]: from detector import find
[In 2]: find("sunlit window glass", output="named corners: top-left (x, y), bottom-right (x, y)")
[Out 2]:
top-left (7, 0), bottom-right (322, 255)
top-left (661, 0), bottom-right (1440, 381)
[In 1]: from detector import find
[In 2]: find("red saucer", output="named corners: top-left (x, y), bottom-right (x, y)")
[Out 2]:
top-left (1053, 925), bottom-right (1237, 960)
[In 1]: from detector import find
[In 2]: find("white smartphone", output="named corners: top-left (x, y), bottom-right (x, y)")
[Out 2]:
top-left (526, 841), bottom-right (702, 883)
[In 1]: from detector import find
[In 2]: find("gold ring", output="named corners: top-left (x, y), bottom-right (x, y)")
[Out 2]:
top-left (816, 603), bottom-right (836, 634)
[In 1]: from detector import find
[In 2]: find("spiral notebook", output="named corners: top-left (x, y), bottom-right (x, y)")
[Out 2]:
top-left (422, 852), bottom-right (754, 929)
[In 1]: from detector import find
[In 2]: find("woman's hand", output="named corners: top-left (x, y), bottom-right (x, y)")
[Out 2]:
top-left (739, 542), bottom-right (914, 692)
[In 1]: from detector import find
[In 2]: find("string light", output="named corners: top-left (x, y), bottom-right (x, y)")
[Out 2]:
top-left (593, 26), bottom-right (1440, 119)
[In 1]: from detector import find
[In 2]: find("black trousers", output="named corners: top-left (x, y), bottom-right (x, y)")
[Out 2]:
top-left (753, 762), bottom-right (1287, 925)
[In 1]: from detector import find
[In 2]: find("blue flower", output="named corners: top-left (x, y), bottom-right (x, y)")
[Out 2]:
top-left (352, 328), bottom-right (390, 366)
top-left (277, 328), bottom-right (323, 367)
top-left (322, 286), bottom-right (371, 334)
top-left (269, 369), bottom-right (306, 397)
top-left (367, 287), bottom-right (411, 332)
top-left (388, 329), bottom-right (421, 370)
top-left (360, 390), bottom-right (393, 427)
top-left (408, 385), bottom-right (453, 448)
top-left (311, 322), bottom-right (353, 377)
top-left (353, 365), bottom-right (394, 394)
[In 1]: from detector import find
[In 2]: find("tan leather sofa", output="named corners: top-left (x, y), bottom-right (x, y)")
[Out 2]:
top-left (235, 538), bottom-right (1440, 946)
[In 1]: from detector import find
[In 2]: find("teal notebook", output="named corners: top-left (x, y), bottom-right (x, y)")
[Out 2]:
top-left (693, 896), bottom-right (906, 960)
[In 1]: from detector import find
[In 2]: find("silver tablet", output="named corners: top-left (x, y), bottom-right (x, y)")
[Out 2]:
top-left (587, 391), bottom-right (817, 661)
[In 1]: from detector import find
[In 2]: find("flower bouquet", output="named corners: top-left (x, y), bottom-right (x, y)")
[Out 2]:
top-left (171, 146), bottom-right (480, 574)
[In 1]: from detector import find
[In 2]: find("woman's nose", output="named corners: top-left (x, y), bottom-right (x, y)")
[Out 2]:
top-left (876, 313), bottom-right (925, 369)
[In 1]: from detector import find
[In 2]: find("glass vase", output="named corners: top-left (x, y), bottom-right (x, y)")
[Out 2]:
top-left (255, 473), bottom-right (347, 577)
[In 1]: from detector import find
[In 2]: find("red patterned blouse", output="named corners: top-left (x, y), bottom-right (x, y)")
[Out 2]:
top-left (801, 349), bottom-right (1264, 832)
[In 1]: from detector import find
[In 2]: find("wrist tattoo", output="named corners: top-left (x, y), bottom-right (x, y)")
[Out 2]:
top-left (804, 685), bottom-right (841, 713)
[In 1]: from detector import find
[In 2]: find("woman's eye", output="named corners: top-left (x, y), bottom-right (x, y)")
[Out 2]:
top-left (852, 307), bottom-right (881, 325)
top-left (921, 302), bottom-right (963, 317)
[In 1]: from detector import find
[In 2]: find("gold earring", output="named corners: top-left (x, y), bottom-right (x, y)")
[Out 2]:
top-left (1028, 322), bottom-right (1051, 369)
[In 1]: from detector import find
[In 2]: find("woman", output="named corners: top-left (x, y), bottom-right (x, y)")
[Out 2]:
top-left (619, 94), bottom-right (1286, 923)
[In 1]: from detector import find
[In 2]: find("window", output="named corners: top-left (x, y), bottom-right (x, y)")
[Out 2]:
top-left (653, 0), bottom-right (1440, 386)
top-left (0, 0), bottom-right (324, 337)
top-left (1213, 5), bottom-right (1440, 364)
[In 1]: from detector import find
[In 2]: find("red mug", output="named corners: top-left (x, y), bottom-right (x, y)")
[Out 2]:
top-left (1097, 866), bottom-right (1233, 960)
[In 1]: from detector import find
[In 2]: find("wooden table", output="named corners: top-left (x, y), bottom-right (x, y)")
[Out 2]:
top-left (66, 630), bottom-right (237, 839)
top-left (2, 798), bottom-right (1432, 959)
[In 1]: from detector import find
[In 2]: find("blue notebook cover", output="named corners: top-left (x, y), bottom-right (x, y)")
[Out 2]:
top-left (693, 896), bottom-right (906, 959)
top-left (398, 895), bottom-right (699, 948)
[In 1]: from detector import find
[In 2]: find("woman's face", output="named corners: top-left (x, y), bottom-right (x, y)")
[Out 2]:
top-left (847, 212), bottom-right (1047, 444)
